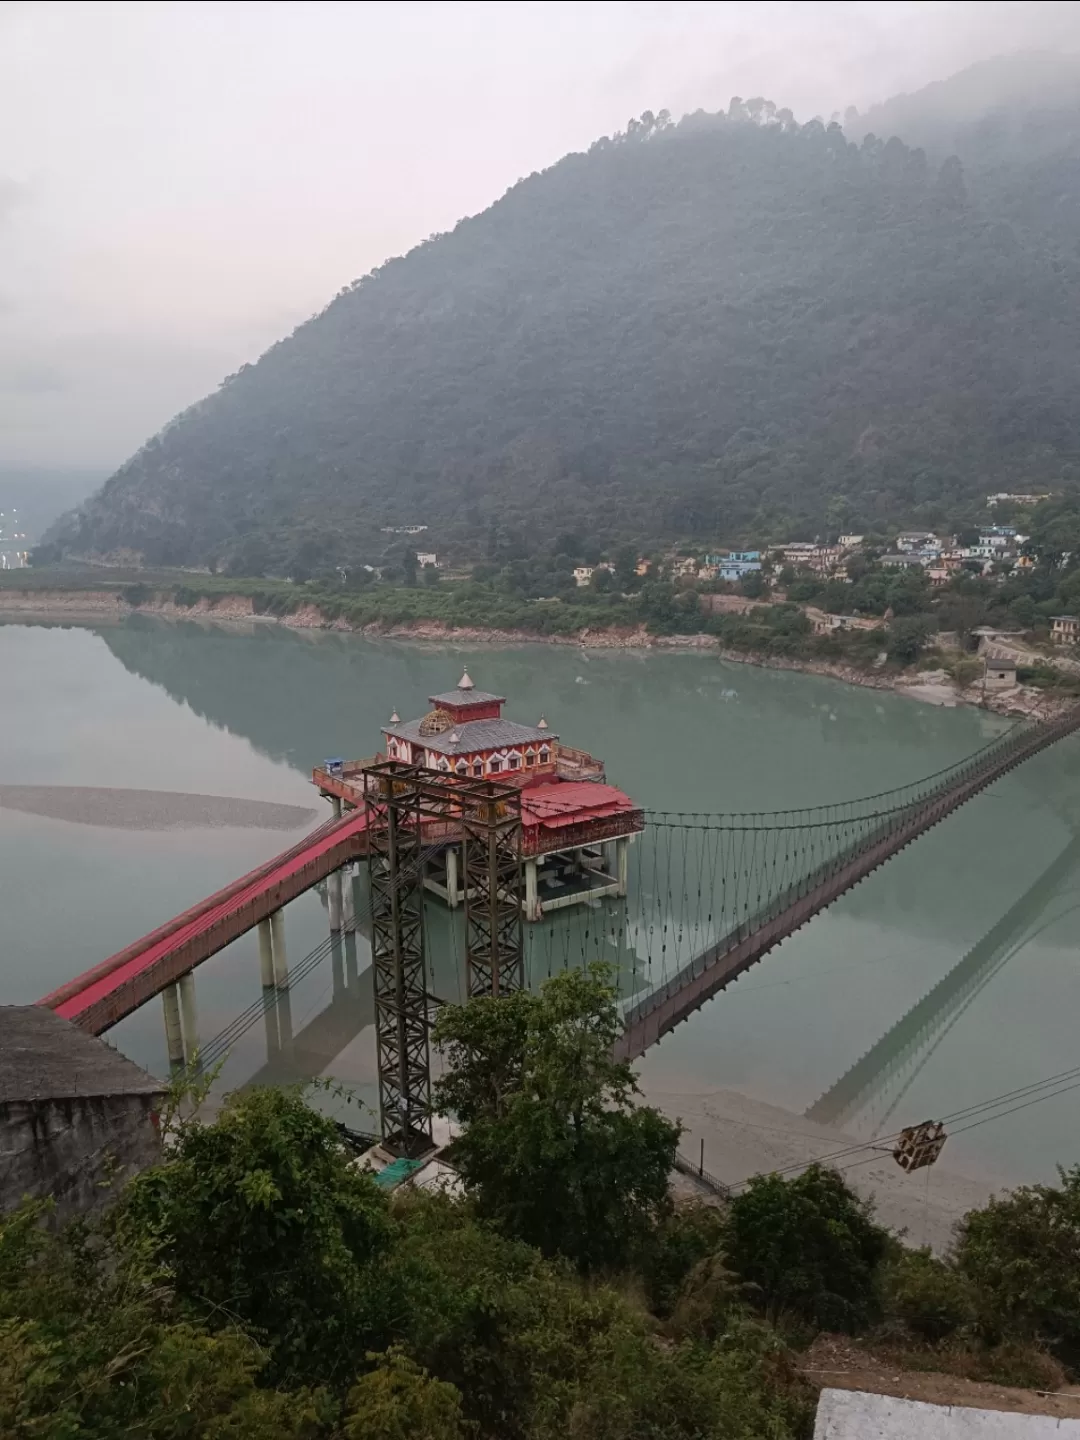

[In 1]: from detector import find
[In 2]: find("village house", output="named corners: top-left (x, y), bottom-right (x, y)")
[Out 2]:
top-left (573, 566), bottom-right (594, 587)
top-left (706, 550), bottom-right (762, 581)
top-left (416, 552), bottom-right (439, 568)
top-left (895, 531), bottom-right (939, 553)
top-left (838, 534), bottom-right (865, 549)
top-left (982, 652), bottom-right (1018, 691)
top-left (879, 552), bottom-right (927, 570)
top-left (771, 542), bottom-right (841, 574)
top-left (1052, 615), bottom-right (1080, 645)
top-left (771, 542), bottom-right (817, 564)
top-left (807, 545), bottom-right (843, 573)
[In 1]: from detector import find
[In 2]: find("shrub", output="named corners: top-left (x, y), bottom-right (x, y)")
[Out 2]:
top-left (881, 1247), bottom-right (975, 1342)
top-left (641, 1203), bottom-right (729, 1319)
top-left (725, 1165), bottom-right (888, 1333)
top-left (956, 1165), bottom-right (1080, 1366)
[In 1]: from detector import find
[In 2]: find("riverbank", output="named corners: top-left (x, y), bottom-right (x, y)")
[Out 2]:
top-left (640, 1076), bottom-right (1002, 1253)
top-left (0, 585), bottom-right (1069, 720)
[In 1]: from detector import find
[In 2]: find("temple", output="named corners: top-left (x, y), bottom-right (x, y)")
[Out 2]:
top-left (313, 669), bottom-right (644, 919)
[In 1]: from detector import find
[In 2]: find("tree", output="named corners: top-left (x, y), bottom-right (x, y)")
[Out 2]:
top-left (432, 967), bottom-right (681, 1271)
top-left (956, 1165), bottom-right (1080, 1364)
top-left (114, 1087), bottom-right (393, 1389)
top-left (724, 1164), bottom-right (888, 1331)
top-left (886, 614), bottom-right (932, 664)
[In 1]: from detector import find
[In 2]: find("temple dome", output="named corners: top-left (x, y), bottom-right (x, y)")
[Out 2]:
top-left (418, 708), bottom-right (454, 736)
top-left (457, 668), bottom-right (475, 690)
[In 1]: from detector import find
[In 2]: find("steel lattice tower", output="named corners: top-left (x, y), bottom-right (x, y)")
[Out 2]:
top-left (363, 762), bottom-right (523, 1156)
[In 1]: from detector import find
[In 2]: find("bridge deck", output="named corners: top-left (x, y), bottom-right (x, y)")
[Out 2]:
top-left (39, 807), bottom-right (372, 1035)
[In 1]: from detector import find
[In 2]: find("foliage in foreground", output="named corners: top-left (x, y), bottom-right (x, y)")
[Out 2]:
top-left (6, 966), bottom-right (1080, 1435)
top-left (432, 967), bottom-right (681, 1272)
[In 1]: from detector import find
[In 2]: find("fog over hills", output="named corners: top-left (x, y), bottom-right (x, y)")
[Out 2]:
top-left (50, 53), bottom-right (1080, 576)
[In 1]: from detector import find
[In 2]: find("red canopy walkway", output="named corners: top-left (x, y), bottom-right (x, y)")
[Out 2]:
top-left (39, 807), bottom-right (372, 1035)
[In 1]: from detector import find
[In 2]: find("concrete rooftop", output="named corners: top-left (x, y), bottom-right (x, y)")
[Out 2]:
top-left (0, 1005), bottom-right (164, 1102)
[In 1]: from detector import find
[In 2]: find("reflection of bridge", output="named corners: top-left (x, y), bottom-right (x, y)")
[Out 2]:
top-left (805, 832), bottom-right (1080, 1132)
top-left (37, 709), bottom-right (1080, 1122)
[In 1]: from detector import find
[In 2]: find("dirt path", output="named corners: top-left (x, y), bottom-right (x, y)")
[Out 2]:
top-left (803, 1335), bottom-right (1080, 1420)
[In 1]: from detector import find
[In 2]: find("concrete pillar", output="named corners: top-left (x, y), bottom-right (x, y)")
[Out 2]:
top-left (162, 983), bottom-right (185, 1068)
top-left (257, 917), bottom-right (275, 988)
top-left (328, 869), bottom-right (343, 931)
top-left (525, 858), bottom-right (539, 922)
top-left (341, 864), bottom-right (355, 927)
top-left (270, 908), bottom-right (288, 987)
top-left (446, 846), bottom-right (460, 908)
top-left (332, 795), bottom-right (342, 820)
top-left (602, 841), bottom-right (616, 876)
top-left (276, 986), bottom-right (294, 1049)
top-left (178, 971), bottom-right (199, 1063)
top-left (615, 837), bottom-right (629, 898)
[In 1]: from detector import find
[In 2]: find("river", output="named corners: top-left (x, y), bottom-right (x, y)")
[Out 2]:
top-left (3, 615), bottom-right (1079, 1189)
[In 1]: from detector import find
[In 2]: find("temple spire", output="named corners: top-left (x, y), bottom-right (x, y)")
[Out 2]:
top-left (457, 668), bottom-right (475, 691)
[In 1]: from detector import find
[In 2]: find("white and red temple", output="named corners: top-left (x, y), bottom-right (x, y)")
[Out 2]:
top-left (313, 669), bottom-right (644, 919)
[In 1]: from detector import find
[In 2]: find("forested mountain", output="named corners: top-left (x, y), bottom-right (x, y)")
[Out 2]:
top-left (51, 57), bottom-right (1080, 576)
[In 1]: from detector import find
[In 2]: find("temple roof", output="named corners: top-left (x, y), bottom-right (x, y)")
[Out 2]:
top-left (385, 716), bottom-right (557, 755)
top-left (428, 687), bottom-right (505, 709)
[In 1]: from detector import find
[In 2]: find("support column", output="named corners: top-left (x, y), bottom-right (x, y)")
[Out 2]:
top-left (178, 971), bottom-right (199, 1064)
top-left (162, 983), bottom-right (184, 1068)
top-left (328, 869), bottom-right (343, 931)
top-left (257, 917), bottom-right (274, 988)
top-left (342, 865), bottom-right (355, 927)
top-left (525, 858), bottom-right (539, 922)
top-left (332, 795), bottom-right (343, 820)
top-left (270, 908), bottom-right (288, 987)
top-left (446, 846), bottom-right (460, 908)
top-left (615, 837), bottom-right (629, 898)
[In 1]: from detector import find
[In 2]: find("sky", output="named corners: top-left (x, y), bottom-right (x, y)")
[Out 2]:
top-left (3, 0), bottom-right (1080, 474)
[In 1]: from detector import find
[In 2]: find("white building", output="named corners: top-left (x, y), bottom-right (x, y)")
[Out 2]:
top-left (416, 552), bottom-right (439, 567)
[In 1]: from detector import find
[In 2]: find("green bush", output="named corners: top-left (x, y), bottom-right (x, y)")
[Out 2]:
top-left (881, 1247), bottom-right (975, 1342)
top-left (640, 1203), bottom-right (729, 1319)
top-left (956, 1165), bottom-right (1080, 1366)
top-left (725, 1165), bottom-right (888, 1333)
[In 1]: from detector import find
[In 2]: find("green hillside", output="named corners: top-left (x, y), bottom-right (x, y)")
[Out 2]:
top-left (49, 64), bottom-right (1080, 577)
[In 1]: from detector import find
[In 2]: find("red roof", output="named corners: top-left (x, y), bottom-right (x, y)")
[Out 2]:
top-left (521, 781), bottom-right (640, 832)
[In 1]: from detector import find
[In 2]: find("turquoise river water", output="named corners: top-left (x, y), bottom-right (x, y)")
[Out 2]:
top-left (2, 616), bottom-right (1079, 1185)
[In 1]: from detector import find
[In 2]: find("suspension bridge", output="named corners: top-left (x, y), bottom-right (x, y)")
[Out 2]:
top-left (36, 704), bottom-right (1080, 1150)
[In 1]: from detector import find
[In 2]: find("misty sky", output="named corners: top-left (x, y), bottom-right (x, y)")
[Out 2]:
top-left (3, 0), bottom-right (1080, 474)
